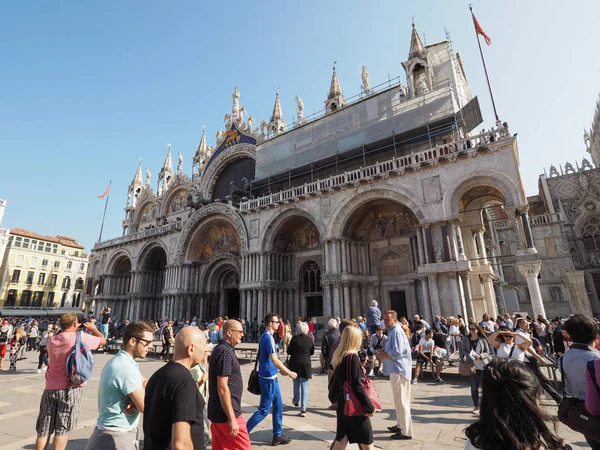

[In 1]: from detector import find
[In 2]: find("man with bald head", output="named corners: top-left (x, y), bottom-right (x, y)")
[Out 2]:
top-left (144, 326), bottom-right (206, 450)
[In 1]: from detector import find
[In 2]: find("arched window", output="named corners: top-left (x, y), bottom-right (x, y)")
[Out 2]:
top-left (581, 216), bottom-right (600, 250)
top-left (75, 278), bottom-right (84, 290)
top-left (66, 261), bottom-right (72, 270)
top-left (302, 262), bottom-right (322, 294)
top-left (62, 276), bottom-right (71, 290)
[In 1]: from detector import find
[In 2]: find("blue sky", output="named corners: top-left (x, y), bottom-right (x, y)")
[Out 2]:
top-left (2, 1), bottom-right (600, 251)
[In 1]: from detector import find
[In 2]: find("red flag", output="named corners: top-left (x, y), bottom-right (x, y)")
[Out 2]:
top-left (472, 12), bottom-right (492, 45)
top-left (97, 184), bottom-right (110, 199)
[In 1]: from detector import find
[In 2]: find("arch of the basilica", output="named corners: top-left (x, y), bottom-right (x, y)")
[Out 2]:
top-left (84, 23), bottom-right (594, 322)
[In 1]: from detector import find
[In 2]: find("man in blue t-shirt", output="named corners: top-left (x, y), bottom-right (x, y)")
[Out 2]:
top-left (85, 321), bottom-right (155, 450)
top-left (246, 313), bottom-right (297, 446)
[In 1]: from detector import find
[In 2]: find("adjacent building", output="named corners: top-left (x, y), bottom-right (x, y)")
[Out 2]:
top-left (84, 23), bottom-right (593, 323)
top-left (0, 227), bottom-right (89, 315)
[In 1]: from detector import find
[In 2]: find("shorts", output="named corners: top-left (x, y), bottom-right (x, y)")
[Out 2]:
top-left (416, 353), bottom-right (439, 365)
top-left (36, 387), bottom-right (84, 437)
top-left (0, 344), bottom-right (7, 357)
top-left (210, 416), bottom-right (252, 450)
top-left (85, 426), bottom-right (139, 450)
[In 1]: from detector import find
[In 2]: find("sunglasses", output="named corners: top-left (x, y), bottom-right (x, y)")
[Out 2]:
top-left (135, 337), bottom-right (153, 346)
top-left (230, 329), bottom-right (244, 334)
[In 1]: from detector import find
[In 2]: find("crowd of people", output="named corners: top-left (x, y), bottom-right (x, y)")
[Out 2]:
top-left (2, 301), bottom-right (600, 450)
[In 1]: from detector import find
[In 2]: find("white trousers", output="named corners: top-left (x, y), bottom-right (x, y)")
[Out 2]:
top-left (390, 373), bottom-right (413, 437)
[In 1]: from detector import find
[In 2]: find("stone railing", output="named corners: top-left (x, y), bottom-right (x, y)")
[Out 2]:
top-left (494, 219), bottom-right (511, 229)
top-left (94, 220), bottom-right (185, 250)
top-left (240, 126), bottom-right (511, 212)
top-left (530, 212), bottom-right (563, 226)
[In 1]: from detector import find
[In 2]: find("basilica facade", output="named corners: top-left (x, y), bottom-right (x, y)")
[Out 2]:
top-left (84, 24), bottom-right (593, 323)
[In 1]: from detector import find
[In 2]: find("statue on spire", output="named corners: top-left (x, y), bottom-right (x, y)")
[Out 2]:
top-left (177, 152), bottom-right (183, 174)
top-left (145, 169), bottom-right (151, 189)
top-left (295, 96), bottom-right (305, 124)
top-left (361, 66), bottom-right (371, 95)
top-left (232, 86), bottom-right (240, 121)
top-left (584, 128), bottom-right (591, 151)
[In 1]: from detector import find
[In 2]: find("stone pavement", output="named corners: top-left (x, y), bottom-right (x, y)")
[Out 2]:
top-left (0, 348), bottom-right (592, 449)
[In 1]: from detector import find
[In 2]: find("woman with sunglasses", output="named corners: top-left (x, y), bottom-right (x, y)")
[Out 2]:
top-left (490, 326), bottom-right (532, 362)
top-left (460, 324), bottom-right (491, 413)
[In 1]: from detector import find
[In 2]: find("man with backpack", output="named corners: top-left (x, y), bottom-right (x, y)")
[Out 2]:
top-left (34, 313), bottom-right (105, 450)
top-left (0, 319), bottom-right (13, 370)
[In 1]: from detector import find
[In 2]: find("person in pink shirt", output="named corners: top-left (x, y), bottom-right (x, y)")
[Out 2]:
top-left (34, 313), bottom-right (106, 450)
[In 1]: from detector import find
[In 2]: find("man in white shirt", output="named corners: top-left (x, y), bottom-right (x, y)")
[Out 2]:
top-left (412, 330), bottom-right (444, 384)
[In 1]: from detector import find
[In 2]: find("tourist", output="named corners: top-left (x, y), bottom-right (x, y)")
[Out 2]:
top-left (559, 314), bottom-right (600, 449)
top-left (100, 307), bottom-right (112, 339)
top-left (465, 358), bottom-right (566, 450)
top-left (357, 316), bottom-right (367, 333)
top-left (413, 329), bottom-right (444, 384)
top-left (322, 317), bottom-right (341, 391)
top-left (85, 321), bottom-right (154, 450)
top-left (250, 318), bottom-right (258, 342)
top-left (28, 320), bottom-right (39, 351)
top-left (210, 324), bottom-right (221, 345)
top-left (287, 321), bottom-right (314, 417)
top-left (329, 325), bottom-right (376, 450)
top-left (246, 313), bottom-right (297, 446)
top-left (307, 317), bottom-right (315, 342)
top-left (208, 319), bottom-right (252, 450)
top-left (377, 310), bottom-right (413, 440)
top-left (9, 326), bottom-right (27, 371)
top-left (281, 319), bottom-right (292, 354)
top-left (367, 325), bottom-right (387, 377)
top-left (160, 320), bottom-right (174, 361)
top-left (413, 314), bottom-right (430, 330)
top-left (366, 300), bottom-right (381, 335)
top-left (34, 313), bottom-right (105, 450)
top-left (461, 324), bottom-right (491, 413)
top-left (143, 326), bottom-right (207, 449)
top-left (0, 319), bottom-right (13, 370)
top-left (37, 323), bottom-right (55, 373)
top-left (490, 327), bottom-right (532, 361)
top-left (503, 313), bottom-right (514, 330)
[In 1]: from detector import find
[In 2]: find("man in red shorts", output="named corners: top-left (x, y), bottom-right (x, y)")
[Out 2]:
top-left (208, 319), bottom-right (252, 450)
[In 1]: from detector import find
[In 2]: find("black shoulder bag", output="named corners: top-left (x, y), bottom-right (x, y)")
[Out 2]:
top-left (247, 335), bottom-right (263, 395)
top-left (558, 345), bottom-right (600, 441)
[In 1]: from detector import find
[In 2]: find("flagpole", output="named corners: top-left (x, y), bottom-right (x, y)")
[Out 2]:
top-left (469, 4), bottom-right (499, 123)
top-left (98, 181), bottom-right (111, 243)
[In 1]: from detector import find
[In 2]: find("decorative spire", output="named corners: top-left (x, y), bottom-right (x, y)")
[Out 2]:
top-left (131, 159), bottom-right (142, 186)
top-left (408, 20), bottom-right (426, 59)
top-left (196, 128), bottom-right (207, 157)
top-left (161, 147), bottom-right (173, 173)
top-left (270, 91), bottom-right (285, 124)
top-left (325, 62), bottom-right (345, 112)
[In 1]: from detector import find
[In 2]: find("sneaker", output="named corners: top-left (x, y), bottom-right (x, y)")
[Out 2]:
top-left (299, 410), bottom-right (306, 417)
top-left (411, 378), bottom-right (418, 385)
top-left (272, 434), bottom-right (292, 446)
top-left (293, 402), bottom-right (299, 407)
top-left (367, 370), bottom-right (374, 377)
top-left (436, 378), bottom-right (445, 384)
top-left (472, 407), bottom-right (479, 414)
top-left (387, 425), bottom-right (401, 433)
top-left (390, 432), bottom-right (412, 440)
top-left (42, 367), bottom-right (47, 372)
top-left (37, 369), bottom-right (42, 374)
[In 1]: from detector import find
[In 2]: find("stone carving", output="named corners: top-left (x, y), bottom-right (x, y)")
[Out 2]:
top-left (582, 158), bottom-right (594, 171)
top-left (584, 129), bottom-right (591, 150)
top-left (216, 129), bottom-right (223, 144)
top-left (224, 113), bottom-right (232, 129)
top-left (177, 152), bottom-right (183, 174)
top-left (186, 185), bottom-right (211, 210)
top-left (435, 247), bottom-right (442, 263)
top-left (564, 162), bottom-right (576, 175)
top-left (249, 219), bottom-right (259, 239)
top-left (361, 66), bottom-right (371, 95)
top-left (549, 286), bottom-right (562, 302)
top-left (295, 96), bottom-right (305, 124)
top-left (259, 121), bottom-right (268, 139)
top-left (145, 169), bottom-right (151, 188)
top-left (169, 189), bottom-right (187, 214)
top-left (416, 73), bottom-right (429, 95)
top-left (548, 165), bottom-right (560, 177)
top-left (247, 115), bottom-right (254, 132)
top-left (232, 87), bottom-right (240, 118)
top-left (422, 176), bottom-right (442, 203)
top-left (321, 196), bottom-right (331, 217)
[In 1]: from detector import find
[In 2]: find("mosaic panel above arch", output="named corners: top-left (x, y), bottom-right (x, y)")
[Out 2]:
top-left (273, 221), bottom-right (320, 252)
top-left (343, 200), bottom-right (418, 241)
top-left (187, 219), bottom-right (241, 263)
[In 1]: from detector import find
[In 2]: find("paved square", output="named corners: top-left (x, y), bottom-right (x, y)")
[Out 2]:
top-left (0, 349), bottom-right (592, 449)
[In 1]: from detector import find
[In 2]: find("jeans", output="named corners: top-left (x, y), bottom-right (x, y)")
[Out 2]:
top-left (469, 372), bottom-right (480, 407)
top-left (100, 324), bottom-right (109, 339)
top-left (293, 378), bottom-right (309, 411)
top-left (38, 345), bottom-right (48, 369)
top-left (247, 377), bottom-right (283, 436)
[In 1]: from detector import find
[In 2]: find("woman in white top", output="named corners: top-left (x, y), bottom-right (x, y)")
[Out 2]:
top-left (490, 327), bottom-right (532, 362)
top-left (464, 358), bottom-right (568, 450)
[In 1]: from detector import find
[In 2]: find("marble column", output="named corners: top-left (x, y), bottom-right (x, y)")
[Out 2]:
top-left (342, 281), bottom-right (351, 319)
top-left (416, 226), bottom-right (425, 266)
top-left (481, 273), bottom-right (498, 318)
top-left (449, 272), bottom-right (461, 316)
top-left (332, 281), bottom-right (341, 317)
top-left (266, 289), bottom-right (273, 314)
top-left (517, 261), bottom-right (546, 319)
top-left (322, 281), bottom-right (332, 317)
top-left (427, 273), bottom-right (441, 318)
top-left (476, 229), bottom-right (488, 264)
top-left (520, 211), bottom-right (535, 250)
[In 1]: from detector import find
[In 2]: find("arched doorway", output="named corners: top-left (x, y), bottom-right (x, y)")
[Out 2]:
top-left (138, 245), bottom-right (167, 319)
top-left (109, 255), bottom-right (132, 320)
top-left (341, 199), bottom-right (420, 317)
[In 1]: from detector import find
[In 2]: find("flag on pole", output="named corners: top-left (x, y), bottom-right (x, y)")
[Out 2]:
top-left (97, 184), bottom-right (111, 199)
top-left (472, 12), bottom-right (492, 45)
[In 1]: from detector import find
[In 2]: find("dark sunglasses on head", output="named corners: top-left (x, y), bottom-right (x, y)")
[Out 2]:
top-left (469, 328), bottom-right (476, 331)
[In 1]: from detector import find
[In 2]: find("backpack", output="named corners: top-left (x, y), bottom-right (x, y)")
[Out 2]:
top-left (66, 331), bottom-right (94, 386)
top-left (0, 329), bottom-right (8, 345)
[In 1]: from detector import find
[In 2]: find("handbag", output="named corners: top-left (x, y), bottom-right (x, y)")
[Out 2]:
top-left (247, 336), bottom-right (263, 395)
top-left (557, 348), bottom-right (600, 441)
top-left (458, 359), bottom-right (475, 376)
top-left (343, 353), bottom-right (382, 416)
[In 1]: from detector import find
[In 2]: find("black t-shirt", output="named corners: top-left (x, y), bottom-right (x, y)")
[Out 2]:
top-left (143, 362), bottom-right (205, 450)
top-left (208, 342), bottom-right (243, 423)
top-left (101, 312), bottom-right (111, 324)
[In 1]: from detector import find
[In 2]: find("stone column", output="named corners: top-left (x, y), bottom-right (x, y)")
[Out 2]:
top-left (322, 280), bottom-right (332, 317)
top-left (416, 225), bottom-right (425, 266)
top-left (519, 207), bottom-right (535, 250)
top-left (342, 281), bottom-right (351, 319)
top-left (481, 273), bottom-right (498, 317)
top-left (476, 229), bottom-right (488, 264)
top-left (332, 281), bottom-right (341, 318)
top-left (293, 288), bottom-right (300, 319)
top-left (457, 272), bottom-right (470, 320)
top-left (427, 273), bottom-right (441, 318)
top-left (448, 272), bottom-right (461, 316)
top-left (419, 276), bottom-right (431, 319)
top-left (266, 288), bottom-right (273, 314)
top-left (341, 240), bottom-right (348, 273)
top-left (563, 270), bottom-right (593, 316)
top-left (517, 261), bottom-right (545, 318)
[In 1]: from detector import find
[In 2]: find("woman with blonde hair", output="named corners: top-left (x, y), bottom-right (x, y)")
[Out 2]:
top-left (329, 325), bottom-right (376, 450)
top-left (9, 326), bottom-right (27, 372)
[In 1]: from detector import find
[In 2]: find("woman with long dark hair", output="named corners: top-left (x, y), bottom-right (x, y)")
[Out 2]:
top-left (460, 324), bottom-right (490, 413)
top-left (465, 358), bottom-right (567, 450)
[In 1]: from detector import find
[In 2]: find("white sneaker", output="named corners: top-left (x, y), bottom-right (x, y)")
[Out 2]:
top-left (42, 367), bottom-right (47, 372)
top-left (411, 378), bottom-right (418, 385)
top-left (37, 369), bottom-right (42, 374)
top-left (367, 370), bottom-right (374, 377)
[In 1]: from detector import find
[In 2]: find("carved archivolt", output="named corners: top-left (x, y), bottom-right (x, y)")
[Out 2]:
top-left (200, 254), bottom-right (240, 292)
top-left (105, 249), bottom-right (133, 275)
top-left (260, 208), bottom-right (326, 252)
top-left (196, 144), bottom-right (256, 199)
top-left (174, 203), bottom-right (248, 264)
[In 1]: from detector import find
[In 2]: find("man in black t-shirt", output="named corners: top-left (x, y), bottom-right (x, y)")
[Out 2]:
top-left (144, 327), bottom-right (206, 450)
top-left (100, 307), bottom-right (111, 339)
top-left (208, 320), bottom-right (252, 449)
